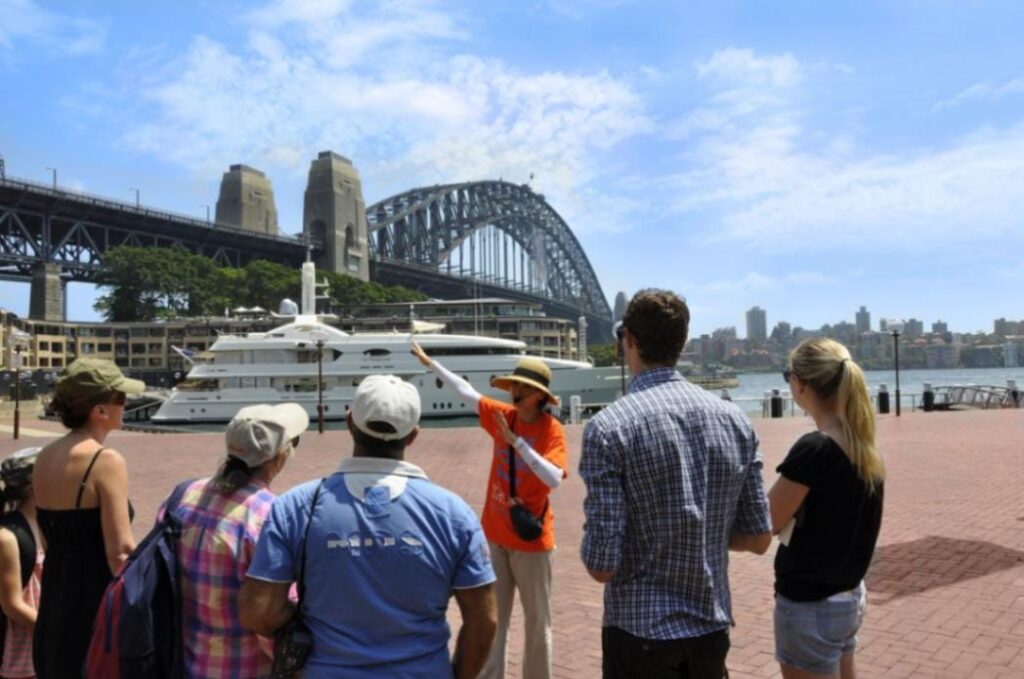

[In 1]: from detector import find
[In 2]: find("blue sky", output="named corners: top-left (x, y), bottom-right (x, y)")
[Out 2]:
top-left (2, 0), bottom-right (1022, 337)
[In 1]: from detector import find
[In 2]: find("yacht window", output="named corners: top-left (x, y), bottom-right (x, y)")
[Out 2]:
top-left (363, 349), bottom-right (391, 358)
top-left (435, 377), bottom-right (443, 390)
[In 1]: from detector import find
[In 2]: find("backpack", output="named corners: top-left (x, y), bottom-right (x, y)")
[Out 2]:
top-left (85, 479), bottom-right (193, 679)
top-left (0, 512), bottom-right (36, 666)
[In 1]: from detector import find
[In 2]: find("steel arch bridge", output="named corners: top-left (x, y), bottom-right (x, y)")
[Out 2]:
top-left (367, 181), bottom-right (613, 340)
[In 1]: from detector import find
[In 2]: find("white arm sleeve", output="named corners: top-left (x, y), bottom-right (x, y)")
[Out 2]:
top-left (513, 437), bottom-right (564, 489)
top-left (428, 358), bottom-right (482, 407)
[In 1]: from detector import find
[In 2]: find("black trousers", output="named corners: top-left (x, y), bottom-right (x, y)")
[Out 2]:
top-left (602, 626), bottom-right (730, 679)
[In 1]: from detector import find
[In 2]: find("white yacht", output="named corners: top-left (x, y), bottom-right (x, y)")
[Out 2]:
top-left (151, 265), bottom-right (623, 424)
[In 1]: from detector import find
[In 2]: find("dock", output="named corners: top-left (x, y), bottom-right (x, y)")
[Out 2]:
top-left (1, 409), bottom-right (1021, 677)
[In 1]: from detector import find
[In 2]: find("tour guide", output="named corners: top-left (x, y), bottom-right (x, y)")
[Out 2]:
top-left (412, 342), bottom-right (568, 679)
top-left (240, 374), bottom-right (498, 678)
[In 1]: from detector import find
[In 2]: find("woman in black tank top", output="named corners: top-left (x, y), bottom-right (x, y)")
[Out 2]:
top-left (32, 359), bottom-right (145, 678)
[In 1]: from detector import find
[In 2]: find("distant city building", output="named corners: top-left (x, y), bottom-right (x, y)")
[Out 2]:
top-left (879, 318), bottom-right (888, 333)
top-left (856, 306), bottom-right (871, 334)
top-left (613, 292), bottom-right (628, 322)
top-left (994, 318), bottom-right (1022, 337)
top-left (746, 306), bottom-right (767, 343)
top-left (770, 322), bottom-right (792, 344)
top-left (924, 343), bottom-right (959, 369)
top-left (932, 320), bottom-right (948, 334)
top-left (904, 318), bottom-right (924, 339)
top-left (1004, 341), bottom-right (1019, 368)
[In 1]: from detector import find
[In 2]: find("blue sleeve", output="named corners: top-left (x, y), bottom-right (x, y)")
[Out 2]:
top-left (579, 419), bottom-right (625, 574)
top-left (452, 505), bottom-right (496, 590)
top-left (732, 428), bottom-right (771, 535)
top-left (247, 490), bottom-right (303, 583)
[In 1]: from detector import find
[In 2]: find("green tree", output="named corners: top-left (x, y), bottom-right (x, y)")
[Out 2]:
top-left (587, 343), bottom-right (619, 367)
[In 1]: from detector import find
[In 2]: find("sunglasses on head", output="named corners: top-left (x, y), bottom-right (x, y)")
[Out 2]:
top-left (290, 436), bottom-right (301, 449)
top-left (782, 369), bottom-right (793, 384)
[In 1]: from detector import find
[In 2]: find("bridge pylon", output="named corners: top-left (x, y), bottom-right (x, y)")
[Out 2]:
top-left (303, 151), bottom-right (370, 281)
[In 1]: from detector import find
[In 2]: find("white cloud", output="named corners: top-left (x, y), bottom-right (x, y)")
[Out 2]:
top-left (933, 77), bottom-right (1024, 111)
top-left (664, 48), bottom-right (1024, 254)
top-left (117, 2), bottom-right (650, 236)
top-left (0, 0), bottom-right (104, 57)
top-left (696, 48), bottom-right (803, 88)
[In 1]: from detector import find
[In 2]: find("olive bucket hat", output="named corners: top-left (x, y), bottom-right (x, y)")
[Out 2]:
top-left (55, 358), bottom-right (146, 401)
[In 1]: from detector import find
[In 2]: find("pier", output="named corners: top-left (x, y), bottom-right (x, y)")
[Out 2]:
top-left (2, 409), bottom-right (1021, 677)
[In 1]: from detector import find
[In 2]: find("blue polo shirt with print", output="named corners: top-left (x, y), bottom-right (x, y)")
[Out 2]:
top-left (248, 457), bottom-right (494, 678)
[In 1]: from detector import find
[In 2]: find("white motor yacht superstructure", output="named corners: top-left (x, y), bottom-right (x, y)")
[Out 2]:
top-left (151, 264), bottom-right (622, 424)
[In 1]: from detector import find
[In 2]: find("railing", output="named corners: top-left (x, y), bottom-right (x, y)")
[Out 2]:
top-left (0, 174), bottom-right (303, 245)
top-left (931, 384), bottom-right (1022, 409)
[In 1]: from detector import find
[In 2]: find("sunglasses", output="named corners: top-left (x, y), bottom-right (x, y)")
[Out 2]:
top-left (782, 369), bottom-right (793, 384)
top-left (290, 436), bottom-right (301, 449)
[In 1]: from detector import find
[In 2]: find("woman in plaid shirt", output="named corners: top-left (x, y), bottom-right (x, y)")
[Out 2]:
top-left (159, 403), bottom-right (308, 678)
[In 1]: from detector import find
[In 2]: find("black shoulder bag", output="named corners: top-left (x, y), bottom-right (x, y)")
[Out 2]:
top-left (506, 415), bottom-right (548, 542)
top-left (273, 480), bottom-right (324, 678)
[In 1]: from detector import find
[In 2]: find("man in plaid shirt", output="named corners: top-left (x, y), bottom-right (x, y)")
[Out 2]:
top-left (580, 290), bottom-right (772, 679)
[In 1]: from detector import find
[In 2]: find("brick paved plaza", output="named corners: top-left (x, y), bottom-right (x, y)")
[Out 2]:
top-left (2, 408), bottom-right (1022, 678)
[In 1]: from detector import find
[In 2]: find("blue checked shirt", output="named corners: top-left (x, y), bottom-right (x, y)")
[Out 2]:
top-left (580, 367), bottom-right (770, 640)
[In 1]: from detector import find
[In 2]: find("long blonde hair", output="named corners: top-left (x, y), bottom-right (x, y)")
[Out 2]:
top-left (789, 338), bottom-right (885, 493)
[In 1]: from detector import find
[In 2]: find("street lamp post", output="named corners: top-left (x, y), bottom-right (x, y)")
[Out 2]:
top-left (889, 319), bottom-right (905, 417)
top-left (310, 331), bottom-right (328, 434)
top-left (12, 347), bottom-right (21, 440)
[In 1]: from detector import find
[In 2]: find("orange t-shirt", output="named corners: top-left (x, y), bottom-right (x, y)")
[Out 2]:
top-left (478, 396), bottom-right (568, 552)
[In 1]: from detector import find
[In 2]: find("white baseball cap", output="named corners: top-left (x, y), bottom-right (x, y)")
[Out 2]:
top-left (225, 403), bottom-right (309, 467)
top-left (350, 375), bottom-right (421, 441)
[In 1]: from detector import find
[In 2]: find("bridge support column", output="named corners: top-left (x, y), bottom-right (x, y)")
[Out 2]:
top-left (29, 262), bottom-right (63, 321)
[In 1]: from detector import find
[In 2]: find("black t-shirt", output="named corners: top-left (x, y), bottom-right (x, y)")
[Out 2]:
top-left (774, 431), bottom-right (884, 601)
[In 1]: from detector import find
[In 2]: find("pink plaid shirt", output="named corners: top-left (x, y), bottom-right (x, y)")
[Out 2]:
top-left (160, 477), bottom-right (276, 678)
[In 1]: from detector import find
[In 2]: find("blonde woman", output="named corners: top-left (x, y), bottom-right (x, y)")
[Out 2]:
top-left (769, 338), bottom-right (885, 679)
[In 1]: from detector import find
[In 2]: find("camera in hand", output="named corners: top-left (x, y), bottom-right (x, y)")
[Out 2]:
top-left (273, 616), bottom-right (313, 677)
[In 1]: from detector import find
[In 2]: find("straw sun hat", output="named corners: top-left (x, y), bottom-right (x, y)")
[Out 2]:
top-left (490, 357), bottom-right (560, 406)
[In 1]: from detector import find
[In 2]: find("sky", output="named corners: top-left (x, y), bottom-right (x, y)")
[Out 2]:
top-left (1, 0), bottom-right (1023, 337)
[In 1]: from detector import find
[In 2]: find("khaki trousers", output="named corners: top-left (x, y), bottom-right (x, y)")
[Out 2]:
top-left (478, 542), bottom-right (553, 679)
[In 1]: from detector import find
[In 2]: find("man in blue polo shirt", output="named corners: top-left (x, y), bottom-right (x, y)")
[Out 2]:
top-left (240, 374), bottom-right (498, 678)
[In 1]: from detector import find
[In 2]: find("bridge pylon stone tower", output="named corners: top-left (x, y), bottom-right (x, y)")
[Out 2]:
top-left (215, 164), bottom-right (279, 235)
top-left (303, 151), bottom-right (370, 281)
top-left (29, 262), bottom-right (63, 321)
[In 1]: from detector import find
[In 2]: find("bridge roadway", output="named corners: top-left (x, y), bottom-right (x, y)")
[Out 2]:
top-left (0, 175), bottom-right (613, 339)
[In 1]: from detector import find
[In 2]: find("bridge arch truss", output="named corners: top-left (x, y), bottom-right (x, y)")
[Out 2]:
top-left (367, 181), bottom-right (612, 335)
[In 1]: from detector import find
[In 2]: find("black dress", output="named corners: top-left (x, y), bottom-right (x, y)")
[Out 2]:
top-left (33, 449), bottom-right (132, 679)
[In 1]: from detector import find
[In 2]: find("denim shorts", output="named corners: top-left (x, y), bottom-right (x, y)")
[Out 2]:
top-left (774, 582), bottom-right (866, 675)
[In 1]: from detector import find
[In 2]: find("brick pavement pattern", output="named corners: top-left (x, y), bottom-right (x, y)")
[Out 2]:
top-left (2, 409), bottom-right (1022, 678)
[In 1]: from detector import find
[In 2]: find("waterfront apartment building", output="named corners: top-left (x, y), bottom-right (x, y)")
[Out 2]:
top-left (340, 298), bottom-right (579, 362)
top-left (746, 306), bottom-right (767, 344)
top-left (1, 297), bottom-right (580, 384)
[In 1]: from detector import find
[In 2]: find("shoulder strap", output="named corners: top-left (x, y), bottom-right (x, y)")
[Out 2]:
top-left (163, 479), bottom-right (195, 521)
top-left (296, 480), bottom-right (325, 609)
top-left (506, 413), bottom-right (517, 499)
top-left (76, 447), bottom-right (107, 509)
